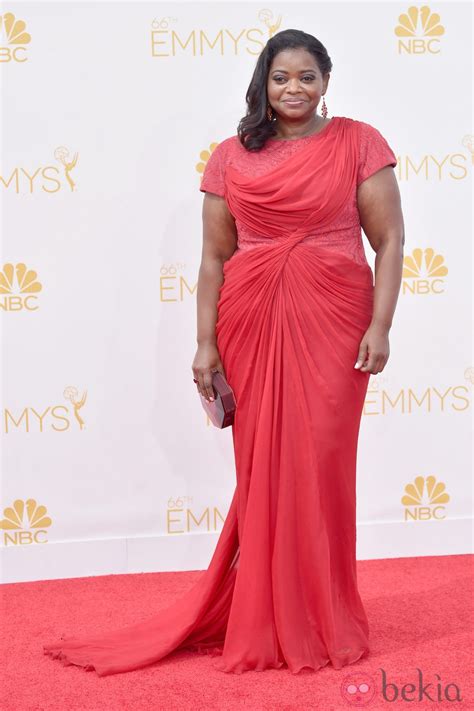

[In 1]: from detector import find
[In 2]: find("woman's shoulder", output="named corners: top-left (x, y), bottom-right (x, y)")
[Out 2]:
top-left (344, 117), bottom-right (394, 145)
top-left (345, 117), bottom-right (397, 183)
top-left (203, 135), bottom-right (241, 169)
top-left (210, 134), bottom-right (240, 154)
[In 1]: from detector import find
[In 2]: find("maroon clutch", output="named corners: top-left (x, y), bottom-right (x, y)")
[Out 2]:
top-left (198, 371), bottom-right (236, 428)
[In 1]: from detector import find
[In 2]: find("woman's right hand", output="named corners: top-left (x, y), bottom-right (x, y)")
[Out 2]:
top-left (192, 342), bottom-right (226, 403)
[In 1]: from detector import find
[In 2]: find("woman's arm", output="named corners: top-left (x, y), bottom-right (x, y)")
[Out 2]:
top-left (355, 166), bottom-right (405, 373)
top-left (192, 192), bottom-right (238, 401)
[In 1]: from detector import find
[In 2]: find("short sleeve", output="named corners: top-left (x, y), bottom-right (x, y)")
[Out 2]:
top-left (357, 122), bottom-right (397, 187)
top-left (199, 139), bottom-right (227, 197)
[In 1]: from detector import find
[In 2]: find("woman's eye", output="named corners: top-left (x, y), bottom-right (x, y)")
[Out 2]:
top-left (273, 76), bottom-right (315, 82)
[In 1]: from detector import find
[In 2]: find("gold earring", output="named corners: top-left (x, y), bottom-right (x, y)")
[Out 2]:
top-left (321, 95), bottom-right (328, 119)
top-left (266, 103), bottom-right (273, 121)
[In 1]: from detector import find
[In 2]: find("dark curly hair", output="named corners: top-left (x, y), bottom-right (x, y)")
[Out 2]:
top-left (237, 29), bottom-right (333, 152)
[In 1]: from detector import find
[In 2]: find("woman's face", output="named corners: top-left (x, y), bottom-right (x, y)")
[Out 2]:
top-left (266, 48), bottom-right (329, 121)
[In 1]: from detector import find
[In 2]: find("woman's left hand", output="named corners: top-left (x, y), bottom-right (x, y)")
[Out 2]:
top-left (354, 323), bottom-right (390, 374)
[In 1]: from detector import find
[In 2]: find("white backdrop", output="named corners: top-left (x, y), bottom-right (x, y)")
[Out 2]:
top-left (1, 1), bottom-right (472, 583)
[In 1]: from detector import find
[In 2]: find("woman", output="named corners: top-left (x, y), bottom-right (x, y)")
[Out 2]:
top-left (43, 29), bottom-right (404, 676)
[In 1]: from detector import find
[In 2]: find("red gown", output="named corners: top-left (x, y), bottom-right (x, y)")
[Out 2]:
top-left (43, 116), bottom-right (397, 675)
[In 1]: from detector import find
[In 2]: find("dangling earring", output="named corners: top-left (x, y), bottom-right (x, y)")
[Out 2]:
top-left (321, 95), bottom-right (328, 119)
top-left (266, 103), bottom-right (274, 121)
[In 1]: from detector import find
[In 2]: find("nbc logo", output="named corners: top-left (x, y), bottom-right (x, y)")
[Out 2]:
top-left (0, 12), bottom-right (31, 62)
top-left (402, 248), bottom-right (448, 295)
top-left (0, 499), bottom-right (52, 545)
top-left (0, 262), bottom-right (42, 311)
top-left (395, 5), bottom-right (445, 54)
top-left (401, 475), bottom-right (450, 521)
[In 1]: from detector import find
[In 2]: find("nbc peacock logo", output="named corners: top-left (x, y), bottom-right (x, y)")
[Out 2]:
top-left (0, 499), bottom-right (52, 546)
top-left (196, 142), bottom-right (219, 183)
top-left (402, 248), bottom-right (448, 295)
top-left (0, 12), bottom-right (31, 62)
top-left (151, 8), bottom-right (282, 57)
top-left (402, 475), bottom-right (450, 521)
top-left (0, 262), bottom-right (42, 311)
top-left (395, 5), bottom-right (445, 54)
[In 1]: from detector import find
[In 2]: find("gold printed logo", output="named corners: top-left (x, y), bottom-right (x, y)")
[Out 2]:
top-left (151, 9), bottom-right (282, 57)
top-left (363, 367), bottom-right (471, 416)
top-left (196, 142), bottom-right (219, 180)
top-left (402, 248), bottom-right (448, 295)
top-left (462, 134), bottom-right (474, 165)
top-left (258, 8), bottom-right (282, 38)
top-left (54, 146), bottom-right (79, 192)
top-left (465, 366), bottom-right (474, 385)
top-left (0, 146), bottom-right (79, 194)
top-left (0, 12), bottom-right (31, 62)
top-left (395, 5), bottom-right (445, 54)
top-left (160, 263), bottom-right (195, 301)
top-left (63, 386), bottom-right (87, 430)
top-left (3, 385), bottom-right (87, 433)
top-left (0, 499), bottom-right (52, 545)
top-left (401, 475), bottom-right (450, 521)
top-left (167, 496), bottom-right (225, 534)
top-left (0, 262), bottom-right (42, 311)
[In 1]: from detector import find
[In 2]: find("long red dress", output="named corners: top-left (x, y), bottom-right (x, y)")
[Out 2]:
top-left (43, 116), bottom-right (397, 676)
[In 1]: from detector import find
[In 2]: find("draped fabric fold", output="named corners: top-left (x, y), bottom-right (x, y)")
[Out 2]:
top-left (43, 116), bottom-right (373, 676)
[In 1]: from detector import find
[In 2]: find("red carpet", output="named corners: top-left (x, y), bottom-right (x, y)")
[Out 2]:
top-left (1, 554), bottom-right (472, 710)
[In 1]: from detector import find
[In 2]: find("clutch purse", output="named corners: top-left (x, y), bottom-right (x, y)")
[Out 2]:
top-left (198, 371), bottom-right (236, 428)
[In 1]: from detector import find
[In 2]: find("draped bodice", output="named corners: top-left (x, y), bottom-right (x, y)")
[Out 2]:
top-left (199, 116), bottom-right (398, 267)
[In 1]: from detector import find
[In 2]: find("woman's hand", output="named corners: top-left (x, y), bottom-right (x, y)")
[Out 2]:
top-left (192, 342), bottom-right (226, 403)
top-left (354, 323), bottom-right (390, 374)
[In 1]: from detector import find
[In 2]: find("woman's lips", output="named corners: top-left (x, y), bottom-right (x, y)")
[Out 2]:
top-left (283, 100), bottom-right (305, 106)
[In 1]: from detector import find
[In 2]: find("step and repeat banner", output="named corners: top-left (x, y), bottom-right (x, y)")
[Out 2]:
top-left (1, 2), bottom-right (472, 582)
